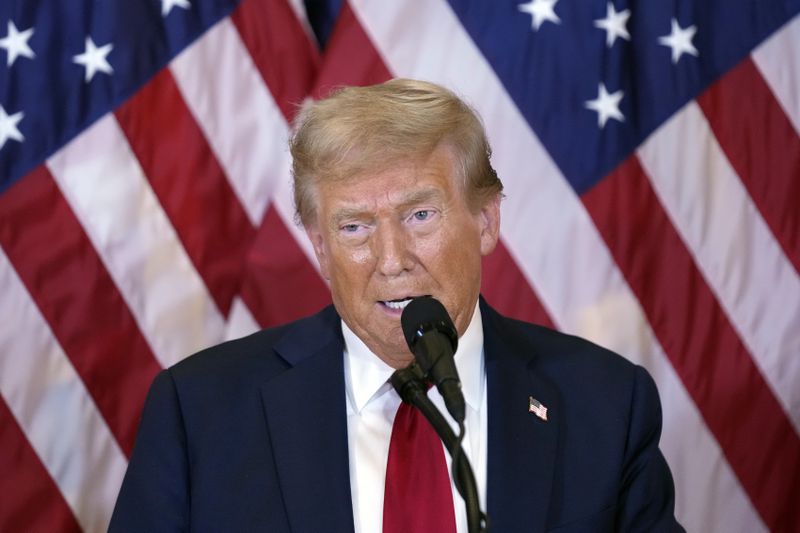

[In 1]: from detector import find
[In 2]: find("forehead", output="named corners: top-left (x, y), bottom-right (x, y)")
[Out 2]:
top-left (316, 147), bottom-right (462, 215)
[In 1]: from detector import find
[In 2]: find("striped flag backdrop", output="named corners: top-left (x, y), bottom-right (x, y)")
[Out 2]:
top-left (1, 0), bottom-right (798, 531)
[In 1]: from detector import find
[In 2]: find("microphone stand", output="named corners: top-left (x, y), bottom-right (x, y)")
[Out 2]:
top-left (391, 365), bottom-right (489, 533)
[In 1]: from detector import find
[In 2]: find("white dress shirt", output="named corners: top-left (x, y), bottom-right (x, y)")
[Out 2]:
top-left (343, 303), bottom-right (487, 533)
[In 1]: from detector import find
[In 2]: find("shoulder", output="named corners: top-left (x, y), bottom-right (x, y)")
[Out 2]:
top-left (481, 301), bottom-right (660, 429)
top-left (483, 304), bottom-right (640, 387)
top-left (481, 302), bottom-right (680, 530)
top-left (164, 305), bottom-right (342, 396)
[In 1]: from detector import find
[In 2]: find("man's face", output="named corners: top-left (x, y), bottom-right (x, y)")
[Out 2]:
top-left (305, 145), bottom-right (501, 368)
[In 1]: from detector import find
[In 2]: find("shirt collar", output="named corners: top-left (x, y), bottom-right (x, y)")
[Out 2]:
top-left (343, 301), bottom-right (484, 414)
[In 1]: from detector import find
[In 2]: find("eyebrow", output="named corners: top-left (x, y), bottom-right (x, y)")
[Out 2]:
top-left (397, 187), bottom-right (444, 208)
top-left (330, 187), bottom-right (445, 227)
top-left (331, 207), bottom-right (369, 227)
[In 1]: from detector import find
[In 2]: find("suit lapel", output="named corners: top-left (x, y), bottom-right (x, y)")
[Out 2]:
top-left (259, 307), bottom-right (355, 533)
top-left (482, 302), bottom-right (560, 532)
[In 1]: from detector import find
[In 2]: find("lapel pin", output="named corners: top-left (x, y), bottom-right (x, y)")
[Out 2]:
top-left (528, 396), bottom-right (548, 421)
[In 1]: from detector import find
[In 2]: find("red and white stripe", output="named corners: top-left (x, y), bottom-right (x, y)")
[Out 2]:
top-left (0, 246), bottom-right (128, 532)
top-left (638, 101), bottom-right (800, 433)
top-left (46, 115), bottom-right (228, 367)
top-left (753, 16), bottom-right (800, 137)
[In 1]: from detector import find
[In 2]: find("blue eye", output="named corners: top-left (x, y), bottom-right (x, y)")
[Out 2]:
top-left (342, 223), bottom-right (360, 233)
top-left (413, 210), bottom-right (430, 221)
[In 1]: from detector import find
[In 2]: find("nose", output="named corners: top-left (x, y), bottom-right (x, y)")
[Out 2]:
top-left (374, 220), bottom-right (413, 277)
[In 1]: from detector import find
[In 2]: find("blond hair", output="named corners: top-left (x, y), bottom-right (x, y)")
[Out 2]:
top-left (290, 78), bottom-right (503, 226)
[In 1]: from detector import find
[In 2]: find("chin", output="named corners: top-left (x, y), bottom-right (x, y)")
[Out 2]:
top-left (380, 337), bottom-right (413, 364)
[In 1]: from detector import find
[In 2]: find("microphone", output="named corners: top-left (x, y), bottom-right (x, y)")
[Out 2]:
top-left (401, 296), bottom-right (465, 424)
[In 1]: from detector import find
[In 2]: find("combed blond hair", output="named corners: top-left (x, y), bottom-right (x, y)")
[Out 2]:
top-left (290, 78), bottom-right (503, 226)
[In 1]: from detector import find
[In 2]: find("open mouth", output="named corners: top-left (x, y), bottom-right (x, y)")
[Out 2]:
top-left (380, 295), bottom-right (430, 311)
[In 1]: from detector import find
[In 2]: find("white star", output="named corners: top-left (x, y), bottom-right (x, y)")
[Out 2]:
top-left (518, 0), bottom-right (561, 31)
top-left (0, 21), bottom-right (35, 67)
top-left (0, 105), bottom-right (24, 150)
top-left (161, 0), bottom-right (191, 16)
top-left (658, 18), bottom-right (698, 64)
top-left (73, 36), bottom-right (114, 82)
top-left (585, 83), bottom-right (625, 128)
top-left (594, 3), bottom-right (630, 48)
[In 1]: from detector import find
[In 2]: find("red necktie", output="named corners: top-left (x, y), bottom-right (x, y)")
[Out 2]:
top-left (383, 395), bottom-right (457, 533)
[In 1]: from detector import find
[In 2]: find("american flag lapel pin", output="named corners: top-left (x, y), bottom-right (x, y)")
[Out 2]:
top-left (528, 396), bottom-right (548, 421)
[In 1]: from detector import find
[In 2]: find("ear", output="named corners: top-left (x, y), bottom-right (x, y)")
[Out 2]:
top-left (305, 223), bottom-right (331, 280)
top-left (478, 194), bottom-right (501, 256)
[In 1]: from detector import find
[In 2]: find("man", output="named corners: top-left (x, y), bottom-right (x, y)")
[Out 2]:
top-left (109, 79), bottom-right (682, 532)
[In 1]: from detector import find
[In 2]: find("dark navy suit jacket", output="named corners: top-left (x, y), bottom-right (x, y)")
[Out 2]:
top-left (109, 300), bottom-right (683, 532)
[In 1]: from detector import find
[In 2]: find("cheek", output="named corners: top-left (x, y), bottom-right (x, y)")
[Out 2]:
top-left (328, 245), bottom-right (374, 285)
top-left (420, 225), bottom-right (481, 272)
top-left (449, 229), bottom-right (483, 280)
top-left (337, 246), bottom-right (374, 270)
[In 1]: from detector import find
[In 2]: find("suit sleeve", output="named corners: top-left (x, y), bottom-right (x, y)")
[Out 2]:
top-left (108, 369), bottom-right (190, 532)
top-left (616, 366), bottom-right (685, 532)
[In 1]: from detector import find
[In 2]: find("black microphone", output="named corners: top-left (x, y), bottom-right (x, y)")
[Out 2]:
top-left (401, 296), bottom-right (465, 424)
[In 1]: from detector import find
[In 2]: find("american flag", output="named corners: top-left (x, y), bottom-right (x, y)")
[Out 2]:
top-left (528, 397), bottom-right (548, 421)
top-left (1, 0), bottom-right (798, 531)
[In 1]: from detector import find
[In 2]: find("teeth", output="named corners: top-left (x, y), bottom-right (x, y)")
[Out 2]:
top-left (384, 298), bottom-right (412, 310)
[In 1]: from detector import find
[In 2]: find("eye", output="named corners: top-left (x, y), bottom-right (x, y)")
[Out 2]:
top-left (407, 208), bottom-right (438, 227)
top-left (341, 223), bottom-right (360, 233)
